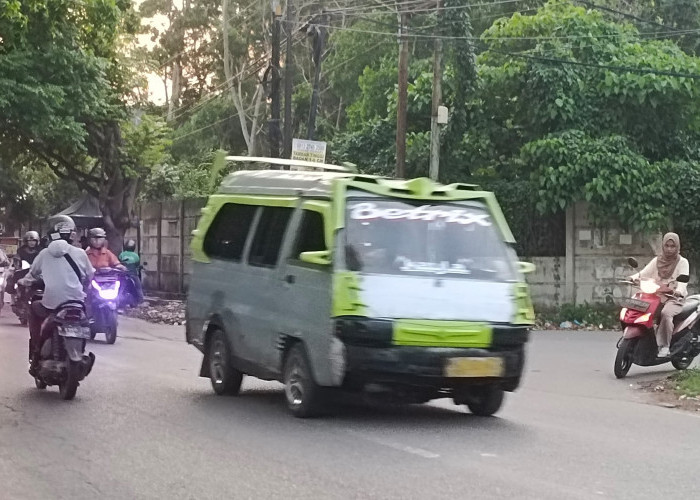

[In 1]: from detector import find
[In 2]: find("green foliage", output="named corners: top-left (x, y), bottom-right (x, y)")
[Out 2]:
top-left (121, 113), bottom-right (172, 178)
top-left (523, 130), bottom-right (670, 231)
top-left (538, 302), bottom-right (619, 329)
top-left (670, 368), bottom-right (700, 397)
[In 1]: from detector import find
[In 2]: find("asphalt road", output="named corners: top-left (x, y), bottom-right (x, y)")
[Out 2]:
top-left (1, 308), bottom-right (699, 500)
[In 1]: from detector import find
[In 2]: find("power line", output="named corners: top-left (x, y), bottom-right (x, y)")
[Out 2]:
top-left (490, 47), bottom-right (700, 80)
top-left (281, 18), bottom-right (700, 41)
top-left (574, 0), bottom-right (685, 33)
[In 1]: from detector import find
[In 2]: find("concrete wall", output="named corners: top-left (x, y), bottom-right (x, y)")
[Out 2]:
top-left (126, 198), bottom-right (206, 297)
top-left (523, 202), bottom-right (695, 308)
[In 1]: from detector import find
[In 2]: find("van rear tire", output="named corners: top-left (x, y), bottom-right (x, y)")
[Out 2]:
top-left (208, 330), bottom-right (243, 396)
top-left (283, 345), bottom-right (324, 418)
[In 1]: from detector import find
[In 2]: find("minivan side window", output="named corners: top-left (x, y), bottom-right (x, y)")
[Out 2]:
top-left (290, 210), bottom-right (326, 259)
top-left (248, 206), bottom-right (294, 268)
top-left (203, 203), bottom-right (257, 261)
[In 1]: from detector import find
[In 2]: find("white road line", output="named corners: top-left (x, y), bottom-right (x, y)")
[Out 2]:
top-left (346, 431), bottom-right (440, 459)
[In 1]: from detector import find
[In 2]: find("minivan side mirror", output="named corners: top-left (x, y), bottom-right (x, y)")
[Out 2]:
top-left (677, 274), bottom-right (690, 284)
top-left (299, 250), bottom-right (331, 266)
top-left (518, 261), bottom-right (536, 275)
top-left (627, 257), bottom-right (639, 269)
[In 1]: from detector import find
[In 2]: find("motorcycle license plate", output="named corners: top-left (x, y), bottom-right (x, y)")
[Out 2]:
top-left (444, 357), bottom-right (504, 378)
top-left (58, 325), bottom-right (91, 339)
top-left (621, 298), bottom-right (650, 312)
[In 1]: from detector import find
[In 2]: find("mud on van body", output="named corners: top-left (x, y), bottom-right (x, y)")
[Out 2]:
top-left (186, 160), bottom-right (535, 417)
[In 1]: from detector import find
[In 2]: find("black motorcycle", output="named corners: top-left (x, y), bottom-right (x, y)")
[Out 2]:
top-left (28, 285), bottom-right (96, 400)
top-left (88, 268), bottom-right (124, 344)
top-left (10, 259), bottom-right (32, 325)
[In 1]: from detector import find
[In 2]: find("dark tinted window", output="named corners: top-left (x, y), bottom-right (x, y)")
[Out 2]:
top-left (290, 210), bottom-right (326, 259)
top-left (248, 206), bottom-right (294, 268)
top-left (203, 203), bottom-right (257, 260)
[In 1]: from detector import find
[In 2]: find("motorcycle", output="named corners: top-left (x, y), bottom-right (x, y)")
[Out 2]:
top-left (118, 261), bottom-right (146, 309)
top-left (0, 262), bottom-right (8, 315)
top-left (614, 257), bottom-right (700, 378)
top-left (10, 260), bottom-right (32, 325)
top-left (88, 268), bottom-right (124, 344)
top-left (28, 283), bottom-right (96, 400)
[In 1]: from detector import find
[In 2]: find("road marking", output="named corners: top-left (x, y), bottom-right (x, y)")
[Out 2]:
top-left (347, 431), bottom-right (440, 459)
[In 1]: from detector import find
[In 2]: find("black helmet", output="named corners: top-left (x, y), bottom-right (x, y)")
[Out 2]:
top-left (88, 227), bottom-right (107, 239)
top-left (23, 230), bottom-right (39, 243)
top-left (47, 215), bottom-right (76, 242)
top-left (124, 239), bottom-right (136, 252)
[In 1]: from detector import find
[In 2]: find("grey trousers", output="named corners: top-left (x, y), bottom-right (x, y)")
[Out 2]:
top-left (657, 300), bottom-right (683, 348)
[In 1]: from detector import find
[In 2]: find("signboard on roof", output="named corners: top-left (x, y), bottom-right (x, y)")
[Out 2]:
top-left (291, 138), bottom-right (327, 168)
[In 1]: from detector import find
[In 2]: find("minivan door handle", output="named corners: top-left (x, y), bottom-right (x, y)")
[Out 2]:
top-left (284, 274), bottom-right (296, 284)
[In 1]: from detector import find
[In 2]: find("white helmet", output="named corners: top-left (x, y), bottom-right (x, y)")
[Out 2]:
top-left (48, 215), bottom-right (76, 242)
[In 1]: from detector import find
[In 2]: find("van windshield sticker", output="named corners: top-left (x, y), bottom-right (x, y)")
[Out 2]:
top-left (395, 257), bottom-right (472, 275)
top-left (349, 202), bottom-right (492, 226)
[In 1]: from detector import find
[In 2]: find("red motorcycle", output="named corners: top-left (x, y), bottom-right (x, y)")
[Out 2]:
top-left (614, 258), bottom-right (700, 378)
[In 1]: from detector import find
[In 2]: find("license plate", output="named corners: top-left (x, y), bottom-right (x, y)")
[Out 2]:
top-left (58, 325), bottom-right (91, 339)
top-left (621, 298), bottom-right (650, 312)
top-left (444, 357), bottom-right (504, 378)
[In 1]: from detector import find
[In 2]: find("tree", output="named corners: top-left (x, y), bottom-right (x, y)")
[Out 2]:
top-left (0, 0), bottom-right (169, 251)
top-left (477, 0), bottom-right (700, 231)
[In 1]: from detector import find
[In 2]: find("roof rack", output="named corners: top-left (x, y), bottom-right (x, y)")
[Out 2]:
top-left (225, 155), bottom-right (351, 172)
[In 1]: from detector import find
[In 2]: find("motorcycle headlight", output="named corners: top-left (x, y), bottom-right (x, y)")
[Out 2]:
top-left (640, 279), bottom-right (660, 294)
top-left (94, 280), bottom-right (120, 300)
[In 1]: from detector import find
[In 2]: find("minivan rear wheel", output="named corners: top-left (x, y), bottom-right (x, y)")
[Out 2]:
top-left (283, 344), bottom-right (324, 418)
top-left (208, 330), bottom-right (243, 396)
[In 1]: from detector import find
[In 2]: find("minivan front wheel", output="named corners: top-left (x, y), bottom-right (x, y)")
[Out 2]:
top-left (283, 344), bottom-right (324, 418)
top-left (208, 330), bottom-right (243, 396)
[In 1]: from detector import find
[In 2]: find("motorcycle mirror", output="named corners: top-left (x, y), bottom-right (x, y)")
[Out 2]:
top-left (677, 274), bottom-right (690, 283)
top-left (627, 257), bottom-right (639, 269)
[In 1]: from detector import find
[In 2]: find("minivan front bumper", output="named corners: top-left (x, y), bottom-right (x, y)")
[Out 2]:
top-left (342, 344), bottom-right (526, 392)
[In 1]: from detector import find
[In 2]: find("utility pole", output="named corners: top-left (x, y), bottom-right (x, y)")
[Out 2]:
top-left (307, 14), bottom-right (326, 140)
top-left (395, 9), bottom-right (409, 179)
top-left (429, 0), bottom-right (443, 181)
top-left (268, 0), bottom-right (283, 158)
top-left (283, 0), bottom-right (295, 159)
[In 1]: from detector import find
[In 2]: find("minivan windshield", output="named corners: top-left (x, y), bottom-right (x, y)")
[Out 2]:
top-left (344, 199), bottom-right (517, 281)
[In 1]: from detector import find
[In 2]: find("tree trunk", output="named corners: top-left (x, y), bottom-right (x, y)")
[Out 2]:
top-left (167, 58), bottom-right (182, 122)
top-left (87, 122), bottom-right (134, 254)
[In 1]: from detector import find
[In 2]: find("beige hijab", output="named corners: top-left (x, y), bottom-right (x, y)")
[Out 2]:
top-left (657, 232), bottom-right (681, 280)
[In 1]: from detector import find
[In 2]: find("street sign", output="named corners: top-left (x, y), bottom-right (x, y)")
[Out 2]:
top-left (291, 138), bottom-right (327, 168)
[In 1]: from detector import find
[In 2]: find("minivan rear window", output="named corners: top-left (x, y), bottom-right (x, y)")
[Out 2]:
top-left (203, 203), bottom-right (257, 261)
top-left (248, 206), bottom-right (294, 268)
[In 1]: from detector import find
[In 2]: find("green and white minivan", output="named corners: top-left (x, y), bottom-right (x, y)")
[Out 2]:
top-left (186, 157), bottom-right (535, 417)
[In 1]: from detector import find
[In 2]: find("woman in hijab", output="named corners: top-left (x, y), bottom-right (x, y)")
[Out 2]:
top-left (631, 233), bottom-right (690, 358)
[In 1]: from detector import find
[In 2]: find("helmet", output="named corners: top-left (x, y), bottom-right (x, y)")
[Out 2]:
top-left (88, 227), bottom-right (107, 239)
top-left (124, 239), bottom-right (136, 252)
top-left (88, 227), bottom-right (107, 248)
top-left (23, 231), bottom-right (40, 243)
top-left (48, 215), bottom-right (76, 242)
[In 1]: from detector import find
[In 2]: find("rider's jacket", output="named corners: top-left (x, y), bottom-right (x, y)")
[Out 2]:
top-left (20, 240), bottom-right (95, 309)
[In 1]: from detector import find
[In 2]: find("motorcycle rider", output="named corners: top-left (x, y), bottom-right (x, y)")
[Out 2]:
top-left (15, 231), bottom-right (41, 265)
top-left (630, 232), bottom-right (689, 358)
top-left (85, 228), bottom-right (126, 271)
top-left (18, 216), bottom-right (94, 372)
top-left (7, 231), bottom-right (41, 292)
top-left (118, 239), bottom-right (144, 305)
top-left (0, 246), bottom-right (9, 268)
top-left (0, 247), bottom-right (9, 311)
